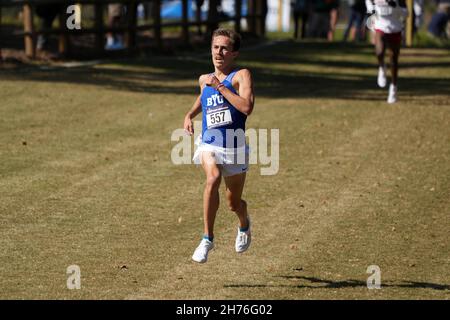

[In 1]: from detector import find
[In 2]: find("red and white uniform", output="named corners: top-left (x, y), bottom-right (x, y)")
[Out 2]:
top-left (366, 0), bottom-right (409, 33)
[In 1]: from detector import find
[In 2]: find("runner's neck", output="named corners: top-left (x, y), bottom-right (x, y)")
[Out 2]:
top-left (214, 66), bottom-right (236, 81)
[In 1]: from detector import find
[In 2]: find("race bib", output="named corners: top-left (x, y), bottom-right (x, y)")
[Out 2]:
top-left (206, 108), bottom-right (233, 129)
top-left (376, 5), bottom-right (393, 16)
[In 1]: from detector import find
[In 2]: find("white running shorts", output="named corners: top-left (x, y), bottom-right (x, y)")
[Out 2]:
top-left (193, 135), bottom-right (249, 177)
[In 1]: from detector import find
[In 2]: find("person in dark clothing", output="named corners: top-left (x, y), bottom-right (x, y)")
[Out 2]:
top-left (308, 0), bottom-right (340, 40)
top-left (292, 0), bottom-right (311, 39)
top-left (428, 0), bottom-right (450, 38)
top-left (35, 5), bottom-right (63, 50)
top-left (343, 0), bottom-right (367, 41)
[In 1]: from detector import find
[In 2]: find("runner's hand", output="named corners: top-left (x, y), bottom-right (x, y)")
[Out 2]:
top-left (205, 74), bottom-right (220, 89)
top-left (184, 116), bottom-right (194, 135)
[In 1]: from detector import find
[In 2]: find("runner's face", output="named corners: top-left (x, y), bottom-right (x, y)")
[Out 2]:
top-left (211, 36), bottom-right (238, 69)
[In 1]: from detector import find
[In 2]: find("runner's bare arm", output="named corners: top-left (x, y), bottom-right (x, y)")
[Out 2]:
top-left (217, 69), bottom-right (254, 116)
top-left (184, 75), bottom-right (206, 135)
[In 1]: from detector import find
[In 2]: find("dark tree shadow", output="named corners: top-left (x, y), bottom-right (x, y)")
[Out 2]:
top-left (224, 275), bottom-right (450, 291)
top-left (1, 41), bottom-right (449, 101)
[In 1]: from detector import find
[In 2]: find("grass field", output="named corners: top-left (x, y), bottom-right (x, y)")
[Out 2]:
top-left (0, 40), bottom-right (449, 299)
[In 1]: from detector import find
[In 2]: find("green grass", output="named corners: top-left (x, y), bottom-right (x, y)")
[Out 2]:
top-left (0, 40), bottom-right (449, 299)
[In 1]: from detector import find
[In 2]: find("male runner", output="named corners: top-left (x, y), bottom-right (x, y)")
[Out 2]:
top-left (183, 28), bottom-right (254, 263)
top-left (366, 0), bottom-right (408, 103)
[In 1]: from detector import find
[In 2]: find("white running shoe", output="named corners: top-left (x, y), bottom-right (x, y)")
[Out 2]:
top-left (192, 239), bottom-right (214, 263)
top-left (387, 84), bottom-right (397, 104)
top-left (377, 66), bottom-right (387, 88)
top-left (235, 215), bottom-right (251, 253)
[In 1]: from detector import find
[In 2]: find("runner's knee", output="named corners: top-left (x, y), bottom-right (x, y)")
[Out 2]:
top-left (205, 171), bottom-right (221, 190)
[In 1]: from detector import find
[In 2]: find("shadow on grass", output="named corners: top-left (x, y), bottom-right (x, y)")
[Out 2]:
top-left (243, 41), bottom-right (450, 69)
top-left (224, 275), bottom-right (450, 291)
top-left (1, 41), bottom-right (449, 101)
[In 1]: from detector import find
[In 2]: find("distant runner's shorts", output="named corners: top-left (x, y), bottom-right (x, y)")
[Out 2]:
top-left (375, 29), bottom-right (402, 46)
top-left (193, 136), bottom-right (249, 178)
